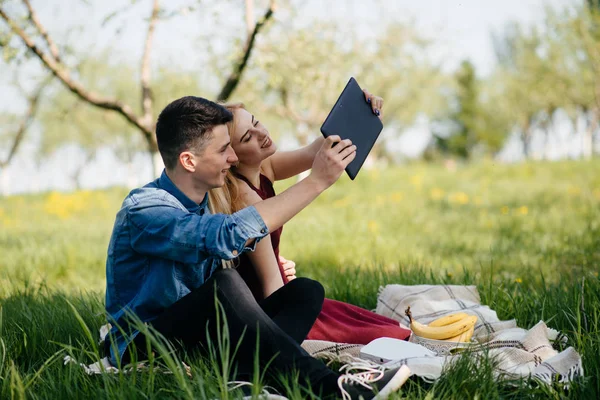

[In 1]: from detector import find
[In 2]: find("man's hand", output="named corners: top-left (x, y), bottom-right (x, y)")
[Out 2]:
top-left (307, 135), bottom-right (357, 191)
top-left (279, 255), bottom-right (296, 281)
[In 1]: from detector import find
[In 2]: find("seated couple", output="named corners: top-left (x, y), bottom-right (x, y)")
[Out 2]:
top-left (209, 101), bottom-right (410, 345)
top-left (104, 95), bottom-right (410, 400)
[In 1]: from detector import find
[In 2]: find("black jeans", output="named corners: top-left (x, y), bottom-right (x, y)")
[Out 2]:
top-left (113, 268), bottom-right (340, 396)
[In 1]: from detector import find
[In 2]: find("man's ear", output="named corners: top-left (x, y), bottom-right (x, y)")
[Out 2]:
top-left (179, 151), bottom-right (196, 172)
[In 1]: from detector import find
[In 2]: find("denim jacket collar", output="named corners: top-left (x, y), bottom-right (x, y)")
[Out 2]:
top-left (158, 170), bottom-right (208, 214)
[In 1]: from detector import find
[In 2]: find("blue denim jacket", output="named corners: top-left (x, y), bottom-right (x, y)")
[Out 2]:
top-left (105, 170), bottom-right (268, 364)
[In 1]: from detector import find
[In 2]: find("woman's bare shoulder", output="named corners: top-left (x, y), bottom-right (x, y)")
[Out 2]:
top-left (260, 159), bottom-right (276, 183)
top-left (237, 179), bottom-right (263, 206)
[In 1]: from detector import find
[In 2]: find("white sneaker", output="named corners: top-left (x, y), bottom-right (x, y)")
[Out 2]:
top-left (338, 361), bottom-right (411, 400)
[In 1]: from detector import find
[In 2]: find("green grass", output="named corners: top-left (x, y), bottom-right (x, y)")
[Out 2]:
top-left (1, 160), bottom-right (599, 399)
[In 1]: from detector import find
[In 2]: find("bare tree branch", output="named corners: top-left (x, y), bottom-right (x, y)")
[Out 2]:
top-left (22, 0), bottom-right (62, 63)
top-left (0, 7), bottom-right (156, 150)
top-left (216, 0), bottom-right (275, 101)
top-left (0, 77), bottom-right (51, 168)
top-left (141, 0), bottom-right (159, 129)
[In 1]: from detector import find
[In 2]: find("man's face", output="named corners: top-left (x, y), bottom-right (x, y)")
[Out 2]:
top-left (190, 124), bottom-right (238, 190)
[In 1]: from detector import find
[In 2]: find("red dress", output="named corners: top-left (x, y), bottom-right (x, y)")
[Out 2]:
top-left (235, 173), bottom-right (411, 344)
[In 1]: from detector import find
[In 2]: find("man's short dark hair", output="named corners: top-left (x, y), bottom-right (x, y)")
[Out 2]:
top-left (155, 96), bottom-right (233, 170)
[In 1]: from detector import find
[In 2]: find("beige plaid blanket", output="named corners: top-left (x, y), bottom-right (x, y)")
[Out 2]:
top-left (302, 284), bottom-right (583, 386)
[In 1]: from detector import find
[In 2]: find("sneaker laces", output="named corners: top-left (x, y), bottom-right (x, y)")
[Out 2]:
top-left (337, 360), bottom-right (387, 400)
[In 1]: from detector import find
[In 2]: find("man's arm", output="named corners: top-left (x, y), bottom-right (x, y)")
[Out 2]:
top-left (128, 202), bottom-right (268, 263)
top-left (128, 136), bottom-right (354, 262)
top-left (253, 135), bottom-right (356, 233)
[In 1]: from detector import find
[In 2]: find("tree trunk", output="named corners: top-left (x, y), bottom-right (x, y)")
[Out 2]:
top-left (71, 170), bottom-right (83, 190)
top-left (521, 118), bottom-right (532, 159)
top-left (583, 111), bottom-right (598, 160)
top-left (543, 127), bottom-right (553, 160)
top-left (70, 164), bottom-right (86, 190)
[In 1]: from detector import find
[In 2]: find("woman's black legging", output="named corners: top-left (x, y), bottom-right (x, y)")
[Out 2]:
top-left (112, 268), bottom-right (340, 396)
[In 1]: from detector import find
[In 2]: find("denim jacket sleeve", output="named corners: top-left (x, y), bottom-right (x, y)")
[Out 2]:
top-left (127, 201), bottom-right (269, 263)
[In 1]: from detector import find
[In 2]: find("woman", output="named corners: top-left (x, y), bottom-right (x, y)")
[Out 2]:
top-left (209, 93), bottom-right (410, 344)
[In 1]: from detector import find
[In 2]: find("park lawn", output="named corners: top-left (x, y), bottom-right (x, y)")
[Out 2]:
top-left (1, 160), bottom-right (599, 399)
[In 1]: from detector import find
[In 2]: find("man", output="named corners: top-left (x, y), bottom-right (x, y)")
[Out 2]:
top-left (104, 96), bottom-right (409, 399)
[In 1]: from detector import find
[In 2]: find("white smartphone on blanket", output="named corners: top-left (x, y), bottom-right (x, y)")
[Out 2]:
top-left (359, 337), bottom-right (436, 364)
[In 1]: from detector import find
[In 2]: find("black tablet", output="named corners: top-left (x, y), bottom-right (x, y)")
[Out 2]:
top-left (320, 77), bottom-right (383, 180)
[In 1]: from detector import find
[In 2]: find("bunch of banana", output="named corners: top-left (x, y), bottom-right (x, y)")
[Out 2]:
top-left (405, 306), bottom-right (477, 342)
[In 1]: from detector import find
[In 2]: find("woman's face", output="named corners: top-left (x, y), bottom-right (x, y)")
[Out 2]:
top-left (230, 108), bottom-right (277, 166)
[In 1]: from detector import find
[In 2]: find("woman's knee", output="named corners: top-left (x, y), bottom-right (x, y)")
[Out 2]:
top-left (287, 277), bottom-right (325, 303)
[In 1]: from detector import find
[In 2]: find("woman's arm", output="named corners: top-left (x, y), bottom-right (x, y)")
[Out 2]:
top-left (266, 89), bottom-right (384, 181)
top-left (237, 181), bottom-right (285, 298)
top-left (247, 232), bottom-right (285, 298)
top-left (266, 137), bottom-right (323, 181)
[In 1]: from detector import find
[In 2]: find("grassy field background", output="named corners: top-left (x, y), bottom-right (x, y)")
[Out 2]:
top-left (1, 160), bottom-right (599, 398)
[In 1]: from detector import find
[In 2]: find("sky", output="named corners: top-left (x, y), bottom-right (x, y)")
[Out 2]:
top-left (0, 0), bottom-right (578, 194)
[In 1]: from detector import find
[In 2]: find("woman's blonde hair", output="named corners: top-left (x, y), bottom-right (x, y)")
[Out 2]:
top-left (208, 102), bottom-right (250, 268)
top-left (208, 101), bottom-right (249, 216)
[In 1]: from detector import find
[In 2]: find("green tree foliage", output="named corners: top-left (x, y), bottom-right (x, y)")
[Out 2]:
top-left (431, 61), bottom-right (510, 159)
top-left (234, 21), bottom-right (449, 163)
top-left (5, 0), bottom-right (600, 172)
top-left (488, 4), bottom-right (600, 160)
top-left (439, 61), bottom-right (479, 159)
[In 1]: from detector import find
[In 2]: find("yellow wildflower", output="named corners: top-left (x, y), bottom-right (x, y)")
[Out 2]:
top-left (449, 192), bottom-right (469, 205)
top-left (43, 190), bottom-right (91, 219)
top-left (390, 192), bottom-right (403, 203)
top-left (430, 188), bottom-right (445, 200)
top-left (368, 220), bottom-right (379, 234)
top-left (518, 206), bottom-right (528, 215)
top-left (515, 278), bottom-right (523, 283)
top-left (2, 215), bottom-right (16, 227)
top-left (501, 206), bottom-right (509, 215)
top-left (410, 174), bottom-right (422, 186)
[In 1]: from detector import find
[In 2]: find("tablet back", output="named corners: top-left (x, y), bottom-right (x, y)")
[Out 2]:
top-left (320, 77), bottom-right (383, 180)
